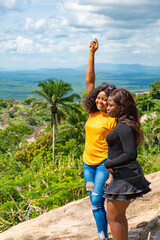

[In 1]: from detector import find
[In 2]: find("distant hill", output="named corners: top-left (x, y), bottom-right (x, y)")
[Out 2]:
top-left (0, 63), bottom-right (160, 101)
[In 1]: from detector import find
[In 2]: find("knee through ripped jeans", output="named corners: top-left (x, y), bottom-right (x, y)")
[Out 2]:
top-left (83, 160), bottom-right (109, 240)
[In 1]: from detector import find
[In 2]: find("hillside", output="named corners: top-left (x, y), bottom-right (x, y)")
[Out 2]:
top-left (0, 63), bottom-right (160, 101)
top-left (0, 99), bottom-right (50, 130)
top-left (0, 171), bottom-right (159, 240)
top-left (0, 83), bottom-right (159, 239)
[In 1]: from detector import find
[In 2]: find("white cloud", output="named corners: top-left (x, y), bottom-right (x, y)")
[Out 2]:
top-left (25, 18), bottom-right (47, 31)
top-left (25, 16), bottom-right (70, 38)
top-left (16, 36), bottom-right (34, 53)
top-left (0, 0), bottom-right (160, 69)
top-left (25, 18), bottom-right (34, 29)
top-left (59, 0), bottom-right (160, 30)
top-left (80, 0), bottom-right (147, 4)
top-left (0, 0), bottom-right (29, 12)
top-left (0, 35), bottom-right (48, 55)
top-left (15, 36), bottom-right (54, 54)
top-left (0, 0), bottom-right (16, 9)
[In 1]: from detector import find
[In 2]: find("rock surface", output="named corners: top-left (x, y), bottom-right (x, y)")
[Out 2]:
top-left (0, 171), bottom-right (160, 240)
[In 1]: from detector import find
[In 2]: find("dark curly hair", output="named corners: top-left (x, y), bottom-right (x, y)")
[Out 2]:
top-left (109, 88), bottom-right (142, 145)
top-left (84, 82), bottom-right (116, 113)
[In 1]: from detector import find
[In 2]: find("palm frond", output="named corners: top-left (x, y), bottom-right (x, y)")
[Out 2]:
top-left (60, 93), bottom-right (81, 103)
top-left (31, 89), bottom-right (52, 103)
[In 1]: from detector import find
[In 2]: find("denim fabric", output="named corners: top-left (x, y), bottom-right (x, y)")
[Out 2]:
top-left (83, 161), bottom-right (109, 240)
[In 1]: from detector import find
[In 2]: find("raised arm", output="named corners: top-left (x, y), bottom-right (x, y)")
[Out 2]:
top-left (86, 38), bottom-right (98, 96)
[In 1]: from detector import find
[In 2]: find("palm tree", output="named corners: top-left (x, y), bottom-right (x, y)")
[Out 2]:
top-left (57, 103), bottom-right (87, 147)
top-left (31, 79), bottom-right (80, 163)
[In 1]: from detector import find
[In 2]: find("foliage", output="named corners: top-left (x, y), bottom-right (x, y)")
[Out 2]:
top-left (0, 98), bottom-right (50, 135)
top-left (26, 116), bottom-right (41, 126)
top-left (137, 152), bottom-right (160, 174)
top-left (0, 80), bottom-right (160, 233)
top-left (31, 79), bottom-right (80, 125)
top-left (137, 112), bottom-right (160, 173)
top-left (135, 94), bottom-right (154, 115)
top-left (149, 80), bottom-right (160, 99)
top-left (135, 81), bottom-right (160, 115)
top-left (0, 101), bottom-right (87, 231)
top-left (57, 102), bottom-right (87, 147)
top-left (0, 147), bottom-right (86, 232)
top-left (5, 99), bottom-right (15, 108)
top-left (0, 99), bottom-right (7, 108)
top-left (31, 79), bottom-right (81, 163)
top-left (154, 100), bottom-right (160, 113)
top-left (22, 97), bottom-right (37, 105)
top-left (15, 132), bottom-right (52, 166)
top-left (141, 114), bottom-right (160, 146)
top-left (0, 124), bottom-right (33, 154)
top-left (0, 154), bottom-right (25, 179)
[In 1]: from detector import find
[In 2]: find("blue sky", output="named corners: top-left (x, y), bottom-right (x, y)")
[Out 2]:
top-left (0, 0), bottom-right (160, 70)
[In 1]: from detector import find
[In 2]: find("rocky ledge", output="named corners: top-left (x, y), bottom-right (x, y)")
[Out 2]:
top-left (0, 171), bottom-right (160, 240)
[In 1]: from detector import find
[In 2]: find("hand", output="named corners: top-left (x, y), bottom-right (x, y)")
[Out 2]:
top-left (89, 38), bottom-right (98, 54)
top-left (107, 168), bottom-right (114, 173)
top-left (105, 173), bottom-right (112, 186)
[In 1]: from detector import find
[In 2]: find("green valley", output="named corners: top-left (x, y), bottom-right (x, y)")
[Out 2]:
top-left (0, 78), bottom-right (159, 233)
top-left (0, 63), bottom-right (160, 101)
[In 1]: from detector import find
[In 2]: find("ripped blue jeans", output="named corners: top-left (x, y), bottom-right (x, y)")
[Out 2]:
top-left (83, 161), bottom-right (109, 240)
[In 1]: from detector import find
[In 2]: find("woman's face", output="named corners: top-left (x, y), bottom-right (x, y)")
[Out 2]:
top-left (107, 97), bottom-right (121, 117)
top-left (95, 91), bottom-right (108, 112)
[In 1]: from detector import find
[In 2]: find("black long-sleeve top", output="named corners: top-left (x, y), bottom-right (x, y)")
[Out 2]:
top-left (104, 122), bottom-right (137, 169)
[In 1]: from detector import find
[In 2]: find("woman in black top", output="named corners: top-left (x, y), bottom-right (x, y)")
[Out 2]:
top-left (103, 88), bottom-right (151, 240)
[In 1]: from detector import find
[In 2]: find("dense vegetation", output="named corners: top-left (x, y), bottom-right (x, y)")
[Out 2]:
top-left (0, 80), bottom-right (159, 232)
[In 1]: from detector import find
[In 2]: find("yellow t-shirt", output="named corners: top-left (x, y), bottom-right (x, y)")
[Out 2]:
top-left (83, 111), bottom-right (116, 165)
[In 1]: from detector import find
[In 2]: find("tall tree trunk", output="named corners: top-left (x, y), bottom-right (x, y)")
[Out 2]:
top-left (52, 113), bottom-right (56, 164)
top-left (51, 104), bottom-right (58, 164)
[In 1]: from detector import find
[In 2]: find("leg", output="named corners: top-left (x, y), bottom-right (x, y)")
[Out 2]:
top-left (122, 215), bottom-right (129, 240)
top-left (83, 162), bottom-right (109, 240)
top-left (107, 200), bottom-right (131, 240)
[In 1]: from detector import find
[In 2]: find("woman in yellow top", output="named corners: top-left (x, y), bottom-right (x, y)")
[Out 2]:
top-left (83, 38), bottom-right (117, 240)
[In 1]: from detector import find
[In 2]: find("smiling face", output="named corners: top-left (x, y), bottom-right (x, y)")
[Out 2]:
top-left (107, 97), bottom-right (121, 118)
top-left (95, 91), bottom-right (108, 112)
